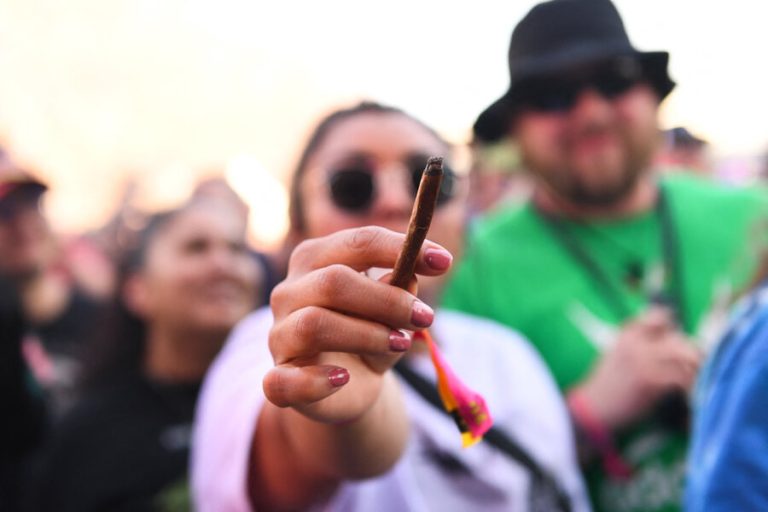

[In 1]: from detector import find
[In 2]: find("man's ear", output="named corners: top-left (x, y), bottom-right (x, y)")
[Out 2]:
top-left (122, 273), bottom-right (150, 317)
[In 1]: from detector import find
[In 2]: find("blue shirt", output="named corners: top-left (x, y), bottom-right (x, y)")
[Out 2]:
top-left (686, 284), bottom-right (768, 511)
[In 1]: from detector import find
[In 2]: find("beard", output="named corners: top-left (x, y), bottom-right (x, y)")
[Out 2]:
top-left (524, 122), bottom-right (657, 208)
top-left (549, 157), bottom-right (644, 207)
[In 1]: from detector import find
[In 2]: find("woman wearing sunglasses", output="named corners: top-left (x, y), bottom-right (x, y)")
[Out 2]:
top-left (191, 101), bottom-right (590, 512)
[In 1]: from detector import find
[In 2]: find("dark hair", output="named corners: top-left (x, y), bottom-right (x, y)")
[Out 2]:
top-left (79, 208), bottom-right (183, 388)
top-left (287, 100), bottom-right (449, 235)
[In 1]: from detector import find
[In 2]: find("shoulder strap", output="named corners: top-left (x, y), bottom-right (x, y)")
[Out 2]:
top-left (394, 362), bottom-right (572, 512)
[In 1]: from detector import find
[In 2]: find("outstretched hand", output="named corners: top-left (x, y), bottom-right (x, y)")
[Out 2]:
top-left (264, 226), bottom-right (453, 424)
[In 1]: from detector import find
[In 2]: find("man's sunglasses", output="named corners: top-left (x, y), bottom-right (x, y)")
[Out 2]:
top-left (517, 57), bottom-right (645, 113)
top-left (328, 156), bottom-right (457, 213)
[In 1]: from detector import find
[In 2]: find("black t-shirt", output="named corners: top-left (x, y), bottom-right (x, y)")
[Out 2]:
top-left (1, 277), bottom-right (46, 512)
top-left (33, 375), bottom-right (200, 512)
top-left (26, 286), bottom-right (106, 417)
top-left (35, 286), bottom-right (104, 358)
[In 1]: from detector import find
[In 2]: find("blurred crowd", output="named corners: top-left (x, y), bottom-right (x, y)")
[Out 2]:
top-left (3, 0), bottom-right (768, 511)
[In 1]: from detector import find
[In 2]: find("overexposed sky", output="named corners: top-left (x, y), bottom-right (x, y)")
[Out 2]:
top-left (0, 0), bottom-right (766, 245)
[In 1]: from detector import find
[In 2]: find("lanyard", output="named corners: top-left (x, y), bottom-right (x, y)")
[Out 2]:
top-left (534, 185), bottom-right (687, 330)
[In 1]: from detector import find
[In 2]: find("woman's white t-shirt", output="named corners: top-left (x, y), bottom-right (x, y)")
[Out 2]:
top-left (191, 307), bottom-right (591, 512)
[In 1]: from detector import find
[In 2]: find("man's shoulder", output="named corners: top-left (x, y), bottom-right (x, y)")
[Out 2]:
top-left (662, 173), bottom-right (767, 208)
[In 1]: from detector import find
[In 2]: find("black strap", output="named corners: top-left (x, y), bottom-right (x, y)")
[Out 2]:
top-left (394, 362), bottom-right (572, 512)
top-left (534, 184), bottom-right (686, 329)
top-left (656, 187), bottom-right (686, 328)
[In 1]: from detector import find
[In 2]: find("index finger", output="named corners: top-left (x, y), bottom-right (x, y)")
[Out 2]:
top-left (287, 226), bottom-right (453, 277)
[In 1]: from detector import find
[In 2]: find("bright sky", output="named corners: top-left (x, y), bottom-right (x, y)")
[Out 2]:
top-left (0, 0), bottom-right (766, 247)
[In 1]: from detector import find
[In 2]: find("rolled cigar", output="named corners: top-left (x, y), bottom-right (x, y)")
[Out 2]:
top-left (389, 156), bottom-right (444, 290)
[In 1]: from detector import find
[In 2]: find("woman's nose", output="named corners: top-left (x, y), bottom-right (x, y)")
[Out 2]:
top-left (371, 167), bottom-right (413, 214)
top-left (207, 245), bottom-right (241, 273)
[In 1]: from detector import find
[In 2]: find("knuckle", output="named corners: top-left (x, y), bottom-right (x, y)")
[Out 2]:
top-left (288, 239), bottom-right (318, 270)
top-left (314, 264), bottom-right (353, 297)
top-left (347, 226), bottom-right (384, 253)
top-left (291, 306), bottom-right (325, 345)
top-left (269, 281), bottom-right (289, 312)
top-left (267, 322), bottom-right (287, 360)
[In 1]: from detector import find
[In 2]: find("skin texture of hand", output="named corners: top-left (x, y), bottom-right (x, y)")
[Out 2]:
top-left (250, 226), bottom-right (454, 511)
top-left (573, 306), bottom-right (702, 430)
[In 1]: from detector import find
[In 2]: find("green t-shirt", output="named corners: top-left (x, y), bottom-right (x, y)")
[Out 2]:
top-left (442, 174), bottom-right (768, 512)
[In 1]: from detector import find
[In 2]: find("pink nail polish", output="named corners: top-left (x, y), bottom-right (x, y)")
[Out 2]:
top-left (328, 368), bottom-right (350, 388)
top-left (424, 248), bottom-right (453, 271)
top-left (411, 300), bottom-right (434, 328)
top-left (389, 330), bottom-right (412, 352)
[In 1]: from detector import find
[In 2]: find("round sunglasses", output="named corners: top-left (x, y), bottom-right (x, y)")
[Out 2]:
top-left (328, 156), bottom-right (457, 213)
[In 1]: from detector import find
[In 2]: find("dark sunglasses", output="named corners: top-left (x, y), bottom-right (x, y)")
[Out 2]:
top-left (517, 57), bottom-right (645, 113)
top-left (328, 156), bottom-right (457, 213)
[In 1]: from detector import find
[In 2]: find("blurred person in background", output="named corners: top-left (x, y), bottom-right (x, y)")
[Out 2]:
top-left (1, 275), bottom-right (46, 512)
top-left (654, 127), bottom-right (711, 176)
top-left (31, 199), bottom-right (259, 512)
top-left (85, 178), bottom-right (144, 262)
top-left (191, 101), bottom-right (590, 511)
top-left (684, 260), bottom-right (768, 510)
top-left (441, 0), bottom-right (768, 511)
top-left (0, 148), bottom-right (113, 416)
top-left (467, 137), bottom-right (532, 217)
top-left (190, 174), bottom-right (280, 306)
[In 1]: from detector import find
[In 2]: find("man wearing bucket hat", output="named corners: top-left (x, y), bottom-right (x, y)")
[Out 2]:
top-left (443, 1), bottom-right (768, 511)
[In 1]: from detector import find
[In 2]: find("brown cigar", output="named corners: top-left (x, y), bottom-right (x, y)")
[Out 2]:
top-left (389, 156), bottom-right (444, 290)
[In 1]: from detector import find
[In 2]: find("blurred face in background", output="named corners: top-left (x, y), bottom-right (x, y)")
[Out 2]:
top-left (513, 59), bottom-right (661, 207)
top-left (298, 111), bottom-right (468, 300)
top-left (127, 203), bottom-right (258, 341)
top-left (0, 186), bottom-right (53, 280)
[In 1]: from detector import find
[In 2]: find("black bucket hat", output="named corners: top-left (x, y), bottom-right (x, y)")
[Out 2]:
top-left (473, 0), bottom-right (675, 143)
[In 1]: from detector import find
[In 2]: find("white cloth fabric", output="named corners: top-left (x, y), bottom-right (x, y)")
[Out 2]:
top-left (191, 307), bottom-right (591, 512)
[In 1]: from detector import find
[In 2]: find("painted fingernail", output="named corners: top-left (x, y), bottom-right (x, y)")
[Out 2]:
top-left (424, 248), bottom-right (453, 271)
top-left (389, 329), bottom-right (412, 352)
top-left (328, 368), bottom-right (350, 388)
top-left (411, 300), bottom-right (434, 328)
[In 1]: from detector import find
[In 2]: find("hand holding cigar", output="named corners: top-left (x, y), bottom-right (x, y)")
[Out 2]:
top-left (264, 155), bottom-right (450, 418)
